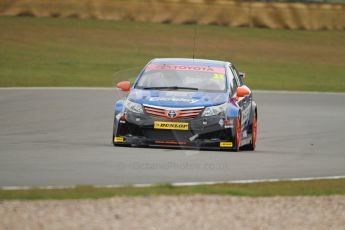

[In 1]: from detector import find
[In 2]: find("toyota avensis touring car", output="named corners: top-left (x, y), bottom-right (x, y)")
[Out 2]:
top-left (113, 58), bottom-right (257, 151)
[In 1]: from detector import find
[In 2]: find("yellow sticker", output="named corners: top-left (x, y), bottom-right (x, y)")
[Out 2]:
top-left (220, 142), bottom-right (233, 147)
top-left (114, 136), bottom-right (124, 143)
top-left (154, 121), bottom-right (189, 130)
top-left (213, 74), bottom-right (224, 79)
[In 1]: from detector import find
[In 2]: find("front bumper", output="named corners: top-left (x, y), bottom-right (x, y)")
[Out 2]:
top-left (113, 111), bottom-right (236, 149)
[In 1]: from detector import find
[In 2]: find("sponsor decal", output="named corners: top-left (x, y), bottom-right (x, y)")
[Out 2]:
top-left (241, 106), bottom-right (250, 127)
top-left (114, 136), bottom-right (124, 143)
top-left (145, 64), bottom-right (225, 74)
top-left (220, 142), bottom-right (233, 147)
top-left (149, 97), bottom-right (199, 104)
top-left (154, 121), bottom-right (189, 130)
top-left (155, 140), bottom-right (187, 145)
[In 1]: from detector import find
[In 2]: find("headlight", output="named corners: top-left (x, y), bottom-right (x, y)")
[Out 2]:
top-left (202, 103), bottom-right (227, 117)
top-left (125, 99), bottom-right (143, 114)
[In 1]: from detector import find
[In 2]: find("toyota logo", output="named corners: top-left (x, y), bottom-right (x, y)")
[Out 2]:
top-left (167, 110), bottom-right (177, 118)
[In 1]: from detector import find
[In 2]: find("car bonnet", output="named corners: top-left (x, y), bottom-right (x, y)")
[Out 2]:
top-left (127, 89), bottom-right (228, 108)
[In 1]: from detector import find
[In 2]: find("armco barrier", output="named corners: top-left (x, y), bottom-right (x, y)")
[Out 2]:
top-left (0, 0), bottom-right (344, 30)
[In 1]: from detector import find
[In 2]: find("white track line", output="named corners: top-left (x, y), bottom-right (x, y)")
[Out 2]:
top-left (1, 175), bottom-right (345, 190)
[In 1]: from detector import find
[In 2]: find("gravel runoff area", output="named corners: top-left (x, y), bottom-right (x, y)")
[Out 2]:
top-left (1, 195), bottom-right (345, 230)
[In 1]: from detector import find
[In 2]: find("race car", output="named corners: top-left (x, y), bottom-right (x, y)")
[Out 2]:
top-left (113, 58), bottom-right (257, 151)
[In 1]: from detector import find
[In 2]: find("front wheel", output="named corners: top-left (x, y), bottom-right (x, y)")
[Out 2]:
top-left (243, 111), bottom-right (257, 151)
top-left (234, 115), bottom-right (241, 152)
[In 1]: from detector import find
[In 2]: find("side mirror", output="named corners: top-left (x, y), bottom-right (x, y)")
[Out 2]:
top-left (116, 81), bottom-right (131, 92)
top-left (236, 86), bottom-right (251, 98)
top-left (239, 72), bottom-right (246, 79)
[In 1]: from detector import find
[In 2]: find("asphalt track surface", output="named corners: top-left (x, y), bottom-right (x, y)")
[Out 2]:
top-left (1, 88), bottom-right (345, 187)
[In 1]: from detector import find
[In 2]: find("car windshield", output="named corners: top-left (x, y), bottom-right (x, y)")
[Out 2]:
top-left (135, 64), bottom-right (227, 92)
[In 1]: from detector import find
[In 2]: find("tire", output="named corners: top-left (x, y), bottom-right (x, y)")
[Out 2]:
top-left (243, 111), bottom-right (257, 151)
top-left (234, 114), bottom-right (241, 152)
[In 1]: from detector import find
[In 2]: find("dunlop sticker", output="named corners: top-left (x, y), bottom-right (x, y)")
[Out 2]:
top-left (154, 121), bottom-right (189, 130)
top-left (220, 142), bottom-right (233, 147)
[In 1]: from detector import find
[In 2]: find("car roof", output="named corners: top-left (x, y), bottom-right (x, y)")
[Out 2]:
top-left (150, 58), bottom-right (229, 67)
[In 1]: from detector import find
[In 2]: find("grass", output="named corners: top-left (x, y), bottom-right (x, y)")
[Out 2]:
top-left (1, 179), bottom-right (345, 200)
top-left (0, 16), bottom-right (345, 91)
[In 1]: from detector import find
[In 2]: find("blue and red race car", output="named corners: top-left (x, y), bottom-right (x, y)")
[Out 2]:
top-left (113, 58), bottom-right (257, 151)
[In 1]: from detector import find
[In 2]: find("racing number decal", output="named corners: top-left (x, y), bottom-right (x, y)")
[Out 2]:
top-left (212, 74), bottom-right (224, 79)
